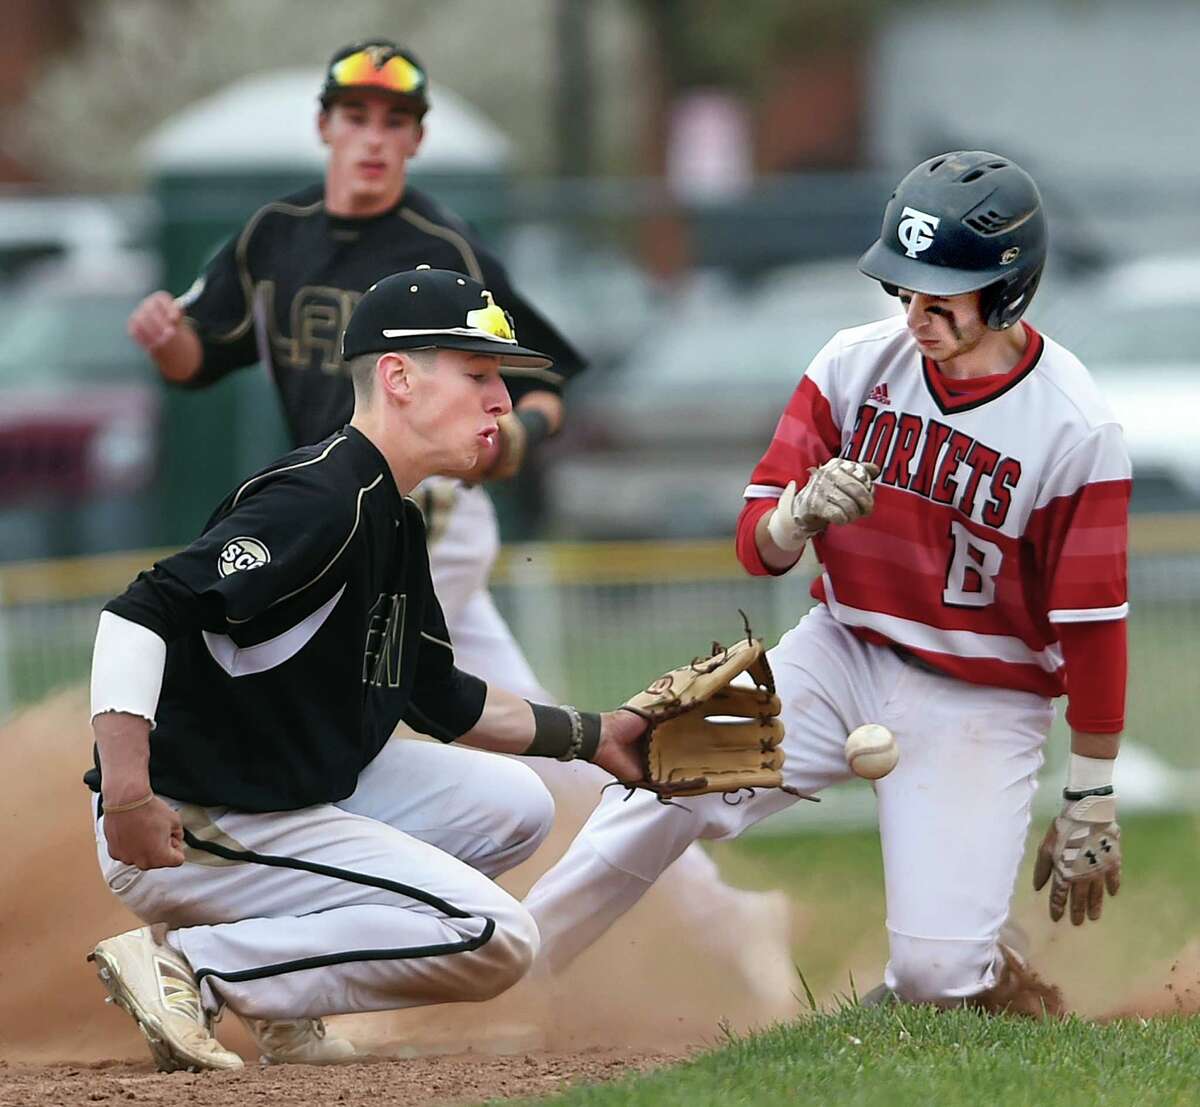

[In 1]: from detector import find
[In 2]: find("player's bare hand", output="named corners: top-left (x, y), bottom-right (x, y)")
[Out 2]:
top-left (127, 291), bottom-right (184, 353)
top-left (104, 797), bottom-right (185, 871)
top-left (592, 709), bottom-right (649, 784)
top-left (1032, 794), bottom-right (1121, 925)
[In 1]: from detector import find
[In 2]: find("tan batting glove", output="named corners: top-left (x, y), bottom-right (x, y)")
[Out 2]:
top-left (766, 459), bottom-right (881, 551)
top-left (1032, 791), bottom-right (1121, 925)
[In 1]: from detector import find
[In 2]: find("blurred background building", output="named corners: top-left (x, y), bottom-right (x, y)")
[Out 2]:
top-left (2, 0), bottom-right (1198, 805)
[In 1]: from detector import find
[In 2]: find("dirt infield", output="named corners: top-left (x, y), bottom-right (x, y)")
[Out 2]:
top-left (0, 687), bottom-right (793, 1101)
top-left (0, 1051), bottom-right (689, 1107)
top-left (1100, 941), bottom-right (1200, 1021)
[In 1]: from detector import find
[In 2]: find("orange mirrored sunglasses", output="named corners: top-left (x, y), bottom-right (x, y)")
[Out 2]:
top-left (329, 49), bottom-right (425, 96)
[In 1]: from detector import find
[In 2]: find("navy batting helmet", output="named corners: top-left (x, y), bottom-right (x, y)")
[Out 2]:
top-left (858, 151), bottom-right (1047, 330)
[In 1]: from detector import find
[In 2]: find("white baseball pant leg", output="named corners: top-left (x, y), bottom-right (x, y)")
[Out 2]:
top-left (423, 479), bottom-right (793, 968)
top-left (93, 739), bottom-right (554, 1020)
top-left (525, 604), bottom-right (1053, 1001)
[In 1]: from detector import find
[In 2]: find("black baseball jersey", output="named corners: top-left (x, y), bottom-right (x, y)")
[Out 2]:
top-left (178, 182), bottom-right (585, 447)
top-left (84, 426), bottom-right (487, 812)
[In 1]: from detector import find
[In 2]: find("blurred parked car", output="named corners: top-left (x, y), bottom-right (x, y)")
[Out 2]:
top-left (544, 261), bottom-right (898, 537)
top-left (1038, 254), bottom-right (1200, 511)
top-left (545, 254), bottom-right (1200, 539)
top-left (0, 194), bottom-right (151, 286)
top-left (0, 250), bottom-right (160, 560)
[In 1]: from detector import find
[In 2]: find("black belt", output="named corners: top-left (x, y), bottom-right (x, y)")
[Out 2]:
top-left (889, 644), bottom-right (945, 677)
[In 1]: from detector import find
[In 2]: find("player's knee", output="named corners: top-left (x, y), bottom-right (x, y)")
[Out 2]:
top-left (511, 772), bottom-right (555, 863)
top-left (491, 762), bottom-right (555, 869)
top-left (886, 933), bottom-right (995, 1005)
top-left (469, 901), bottom-right (540, 1000)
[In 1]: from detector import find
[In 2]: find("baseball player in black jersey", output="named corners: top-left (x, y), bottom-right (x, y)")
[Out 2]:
top-left (124, 38), bottom-right (796, 1051)
top-left (87, 270), bottom-right (648, 1073)
top-left (128, 40), bottom-right (573, 455)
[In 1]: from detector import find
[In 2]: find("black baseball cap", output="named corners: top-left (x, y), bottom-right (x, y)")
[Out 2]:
top-left (342, 268), bottom-right (553, 369)
top-left (319, 40), bottom-right (429, 115)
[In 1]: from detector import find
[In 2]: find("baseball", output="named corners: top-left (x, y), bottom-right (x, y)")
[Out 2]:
top-left (845, 724), bottom-right (898, 780)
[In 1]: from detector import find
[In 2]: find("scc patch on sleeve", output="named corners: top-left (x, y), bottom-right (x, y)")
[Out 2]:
top-left (218, 537), bottom-right (271, 577)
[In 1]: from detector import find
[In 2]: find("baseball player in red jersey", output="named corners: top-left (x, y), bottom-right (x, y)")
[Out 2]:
top-left (524, 151), bottom-right (1129, 1012)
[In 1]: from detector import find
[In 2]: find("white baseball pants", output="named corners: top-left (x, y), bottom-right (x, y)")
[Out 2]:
top-left (524, 603), bottom-right (1056, 1002)
top-left (423, 479), bottom-right (789, 981)
top-left (93, 738), bottom-right (554, 1019)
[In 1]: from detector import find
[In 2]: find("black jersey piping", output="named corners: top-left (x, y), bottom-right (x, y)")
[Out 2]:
top-left (231, 436), bottom-right (347, 508)
top-left (181, 829), bottom-right (496, 986)
top-left (226, 469), bottom-right (383, 625)
top-left (420, 631), bottom-right (452, 650)
top-left (920, 328), bottom-right (1045, 415)
top-left (195, 198), bottom-right (324, 345)
top-left (399, 207), bottom-right (485, 281)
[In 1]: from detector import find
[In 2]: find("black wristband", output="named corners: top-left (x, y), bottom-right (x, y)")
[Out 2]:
top-left (516, 408), bottom-right (553, 451)
top-left (578, 710), bottom-right (601, 762)
top-left (1062, 784), bottom-right (1115, 801)
top-left (524, 702), bottom-right (602, 762)
top-left (525, 702), bottom-right (573, 758)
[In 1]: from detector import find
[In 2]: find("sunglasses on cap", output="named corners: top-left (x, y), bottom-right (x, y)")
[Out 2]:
top-left (322, 44), bottom-right (428, 108)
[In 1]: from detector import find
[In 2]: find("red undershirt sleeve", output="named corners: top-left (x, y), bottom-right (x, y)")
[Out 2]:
top-left (1059, 618), bottom-right (1127, 734)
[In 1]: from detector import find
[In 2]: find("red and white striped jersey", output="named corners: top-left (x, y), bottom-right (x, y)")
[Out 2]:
top-left (739, 314), bottom-right (1131, 698)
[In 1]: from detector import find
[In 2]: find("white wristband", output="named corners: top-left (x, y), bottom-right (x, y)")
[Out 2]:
top-left (765, 506), bottom-right (807, 552)
top-left (1066, 752), bottom-right (1115, 793)
top-left (90, 611), bottom-right (167, 728)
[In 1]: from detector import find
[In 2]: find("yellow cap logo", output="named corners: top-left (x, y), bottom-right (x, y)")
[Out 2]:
top-left (466, 291), bottom-right (515, 342)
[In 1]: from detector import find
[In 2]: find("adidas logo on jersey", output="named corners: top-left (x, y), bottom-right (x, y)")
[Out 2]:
top-left (868, 383), bottom-right (891, 406)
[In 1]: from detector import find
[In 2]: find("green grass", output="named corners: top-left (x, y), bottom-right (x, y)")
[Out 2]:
top-left (490, 813), bottom-right (1200, 1107)
top-left (492, 1006), bottom-right (1200, 1107)
top-left (712, 813), bottom-right (1200, 1008)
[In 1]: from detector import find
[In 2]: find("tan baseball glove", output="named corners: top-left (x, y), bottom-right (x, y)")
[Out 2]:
top-left (618, 636), bottom-right (796, 800)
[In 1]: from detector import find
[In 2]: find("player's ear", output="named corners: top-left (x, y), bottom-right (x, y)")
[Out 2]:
top-left (376, 352), bottom-right (414, 405)
top-left (317, 108), bottom-right (332, 146)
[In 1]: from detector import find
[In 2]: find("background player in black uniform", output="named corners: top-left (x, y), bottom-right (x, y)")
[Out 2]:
top-left (87, 270), bottom-right (647, 1074)
top-left (127, 39), bottom-right (571, 465)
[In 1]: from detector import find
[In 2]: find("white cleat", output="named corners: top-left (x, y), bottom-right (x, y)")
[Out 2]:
top-left (240, 1015), bottom-right (359, 1066)
top-left (88, 925), bottom-right (244, 1073)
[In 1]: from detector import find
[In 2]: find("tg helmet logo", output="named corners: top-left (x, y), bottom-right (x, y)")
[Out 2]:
top-left (897, 206), bottom-right (941, 259)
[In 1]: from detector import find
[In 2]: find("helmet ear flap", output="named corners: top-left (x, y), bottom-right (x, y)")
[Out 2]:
top-left (981, 268), bottom-right (1043, 330)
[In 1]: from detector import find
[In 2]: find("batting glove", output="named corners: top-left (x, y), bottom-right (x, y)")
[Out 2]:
top-left (1032, 790), bottom-right (1121, 925)
top-left (766, 459), bottom-right (881, 551)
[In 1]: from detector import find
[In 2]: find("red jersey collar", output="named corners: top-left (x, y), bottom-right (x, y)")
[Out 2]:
top-left (921, 323), bottom-right (1045, 415)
